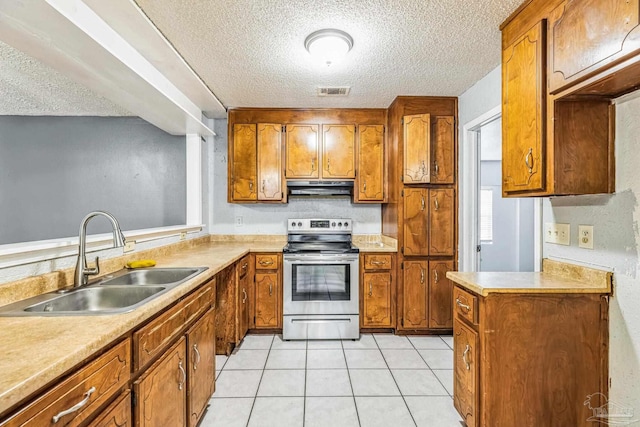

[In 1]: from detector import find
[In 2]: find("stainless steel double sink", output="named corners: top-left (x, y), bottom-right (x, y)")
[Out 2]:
top-left (0, 267), bottom-right (208, 316)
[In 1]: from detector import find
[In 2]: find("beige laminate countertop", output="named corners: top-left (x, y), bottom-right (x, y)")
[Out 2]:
top-left (0, 241), bottom-right (283, 416)
top-left (447, 260), bottom-right (612, 297)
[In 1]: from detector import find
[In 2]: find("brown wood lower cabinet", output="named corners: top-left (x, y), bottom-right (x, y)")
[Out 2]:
top-left (215, 264), bottom-right (236, 355)
top-left (360, 253), bottom-right (395, 329)
top-left (452, 285), bottom-right (609, 427)
top-left (134, 337), bottom-right (187, 427)
top-left (187, 309), bottom-right (216, 427)
top-left (254, 253), bottom-right (282, 330)
top-left (428, 260), bottom-right (453, 329)
top-left (89, 390), bottom-right (132, 427)
top-left (401, 259), bottom-right (453, 331)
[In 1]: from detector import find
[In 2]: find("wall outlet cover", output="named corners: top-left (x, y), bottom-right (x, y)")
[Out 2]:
top-left (578, 225), bottom-right (594, 249)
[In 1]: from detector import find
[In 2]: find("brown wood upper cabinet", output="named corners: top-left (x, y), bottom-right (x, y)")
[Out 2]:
top-left (356, 124), bottom-right (385, 202)
top-left (403, 113), bottom-right (430, 183)
top-left (322, 124), bottom-right (355, 179)
top-left (431, 116), bottom-right (455, 184)
top-left (285, 124), bottom-right (319, 179)
top-left (403, 188), bottom-right (455, 256)
top-left (502, 21), bottom-right (546, 194)
top-left (548, 0), bottom-right (640, 94)
top-left (230, 123), bottom-right (283, 202)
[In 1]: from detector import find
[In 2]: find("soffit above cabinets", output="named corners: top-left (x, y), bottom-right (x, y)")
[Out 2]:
top-left (133, 0), bottom-right (523, 109)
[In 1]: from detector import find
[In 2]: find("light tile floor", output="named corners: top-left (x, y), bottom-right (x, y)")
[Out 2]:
top-left (201, 333), bottom-right (463, 427)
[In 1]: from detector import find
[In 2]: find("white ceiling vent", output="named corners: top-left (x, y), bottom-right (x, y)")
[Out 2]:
top-left (317, 86), bottom-right (350, 97)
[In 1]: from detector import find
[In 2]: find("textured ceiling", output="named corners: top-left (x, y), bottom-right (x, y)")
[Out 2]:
top-left (0, 41), bottom-right (132, 116)
top-left (134, 0), bottom-right (523, 110)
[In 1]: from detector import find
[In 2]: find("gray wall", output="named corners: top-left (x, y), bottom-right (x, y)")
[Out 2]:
top-left (0, 116), bottom-right (186, 244)
top-left (209, 119), bottom-right (382, 235)
top-left (542, 92), bottom-right (640, 412)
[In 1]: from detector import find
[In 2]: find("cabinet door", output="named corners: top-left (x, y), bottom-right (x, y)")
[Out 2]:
top-left (429, 188), bottom-right (454, 256)
top-left (362, 272), bottom-right (392, 327)
top-left (322, 124), bottom-right (355, 179)
top-left (285, 124), bottom-right (319, 179)
top-left (549, 0), bottom-right (640, 94)
top-left (187, 310), bottom-right (216, 427)
top-left (257, 123), bottom-right (283, 201)
top-left (255, 272), bottom-right (280, 328)
top-left (231, 124), bottom-right (257, 201)
top-left (90, 390), bottom-right (132, 427)
top-left (403, 113), bottom-right (430, 183)
top-left (431, 116), bottom-right (455, 184)
top-left (428, 260), bottom-right (453, 329)
top-left (402, 260), bottom-right (428, 329)
top-left (215, 265), bottom-right (236, 355)
top-left (502, 21), bottom-right (545, 193)
top-left (134, 337), bottom-right (187, 427)
top-left (403, 188), bottom-right (428, 256)
top-left (453, 318), bottom-right (478, 427)
top-left (356, 125), bottom-right (385, 201)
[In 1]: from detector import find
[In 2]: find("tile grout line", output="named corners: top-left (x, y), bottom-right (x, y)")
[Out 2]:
top-left (375, 334), bottom-right (418, 427)
top-left (244, 334), bottom-right (276, 427)
top-left (342, 335), bottom-right (363, 427)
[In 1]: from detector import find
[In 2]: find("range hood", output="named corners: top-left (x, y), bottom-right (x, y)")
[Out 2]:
top-left (287, 181), bottom-right (354, 197)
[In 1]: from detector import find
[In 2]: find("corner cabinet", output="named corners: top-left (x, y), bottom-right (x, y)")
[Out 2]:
top-left (229, 123), bottom-right (284, 203)
top-left (501, 3), bottom-right (617, 197)
top-left (451, 284), bottom-right (609, 427)
top-left (360, 253), bottom-right (395, 329)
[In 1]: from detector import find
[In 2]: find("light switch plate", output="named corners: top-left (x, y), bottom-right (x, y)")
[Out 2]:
top-left (578, 225), bottom-right (594, 249)
top-left (544, 223), bottom-right (571, 246)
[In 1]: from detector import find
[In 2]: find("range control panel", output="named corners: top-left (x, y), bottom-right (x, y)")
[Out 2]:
top-left (287, 218), bottom-right (352, 233)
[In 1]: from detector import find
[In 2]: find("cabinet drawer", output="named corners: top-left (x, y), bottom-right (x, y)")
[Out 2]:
top-left (255, 254), bottom-right (279, 270)
top-left (134, 282), bottom-right (214, 371)
top-left (363, 254), bottom-right (392, 270)
top-left (1, 339), bottom-right (130, 427)
top-left (453, 287), bottom-right (478, 325)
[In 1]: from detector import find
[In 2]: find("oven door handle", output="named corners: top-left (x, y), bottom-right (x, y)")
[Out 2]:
top-left (290, 318), bottom-right (352, 323)
top-left (284, 256), bottom-right (358, 263)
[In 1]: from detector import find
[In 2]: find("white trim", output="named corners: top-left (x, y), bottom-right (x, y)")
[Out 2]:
top-left (186, 133), bottom-right (203, 225)
top-left (460, 105), bottom-right (543, 272)
top-left (0, 224), bottom-right (203, 269)
top-left (460, 106), bottom-right (501, 272)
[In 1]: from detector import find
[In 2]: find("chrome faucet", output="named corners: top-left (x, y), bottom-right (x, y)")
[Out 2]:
top-left (74, 211), bottom-right (127, 287)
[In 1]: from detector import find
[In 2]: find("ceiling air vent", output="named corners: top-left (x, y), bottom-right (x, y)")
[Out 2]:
top-left (317, 86), bottom-right (350, 97)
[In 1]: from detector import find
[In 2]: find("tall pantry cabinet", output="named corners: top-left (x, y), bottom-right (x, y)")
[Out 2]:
top-left (382, 97), bottom-right (458, 334)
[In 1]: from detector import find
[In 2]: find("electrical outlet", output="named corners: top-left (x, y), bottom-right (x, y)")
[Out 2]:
top-left (123, 241), bottom-right (136, 253)
top-left (544, 223), bottom-right (571, 245)
top-left (578, 225), bottom-right (594, 249)
top-left (180, 232), bottom-right (187, 241)
top-left (235, 216), bottom-right (244, 227)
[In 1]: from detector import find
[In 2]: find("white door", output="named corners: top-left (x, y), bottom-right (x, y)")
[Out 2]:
top-left (477, 118), bottom-right (534, 272)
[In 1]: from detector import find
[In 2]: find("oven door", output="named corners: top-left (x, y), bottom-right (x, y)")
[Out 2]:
top-left (283, 253), bottom-right (359, 315)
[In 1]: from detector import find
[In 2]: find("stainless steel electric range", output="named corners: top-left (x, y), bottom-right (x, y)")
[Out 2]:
top-left (282, 218), bottom-right (359, 340)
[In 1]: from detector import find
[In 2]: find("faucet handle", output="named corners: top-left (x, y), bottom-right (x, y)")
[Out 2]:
top-left (84, 256), bottom-right (100, 276)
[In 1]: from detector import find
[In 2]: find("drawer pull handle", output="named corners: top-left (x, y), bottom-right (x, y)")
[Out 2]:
top-left (525, 147), bottom-right (533, 173)
top-left (269, 282), bottom-right (273, 296)
top-left (420, 268), bottom-right (425, 284)
top-left (434, 270), bottom-right (439, 283)
top-left (371, 260), bottom-right (387, 266)
top-left (193, 344), bottom-right (201, 371)
top-left (463, 344), bottom-right (471, 371)
top-left (456, 298), bottom-right (471, 312)
top-left (178, 360), bottom-right (186, 390)
top-left (242, 288), bottom-right (248, 304)
top-left (242, 263), bottom-right (248, 270)
top-left (52, 386), bottom-right (96, 423)
top-left (369, 281), bottom-right (373, 296)
top-left (259, 259), bottom-right (274, 266)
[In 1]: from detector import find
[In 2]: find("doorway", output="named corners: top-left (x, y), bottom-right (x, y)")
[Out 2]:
top-left (477, 118), bottom-right (534, 272)
top-left (459, 106), bottom-right (541, 272)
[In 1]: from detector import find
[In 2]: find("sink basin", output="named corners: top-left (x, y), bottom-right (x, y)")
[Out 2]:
top-left (98, 268), bottom-right (205, 286)
top-left (0, 266), bottom-right (208, 316)
top-left (23, 286), bottom-right (166, 314)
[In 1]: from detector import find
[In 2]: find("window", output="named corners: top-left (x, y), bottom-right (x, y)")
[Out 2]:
top-left (480, 187), bottom-right (493, 242)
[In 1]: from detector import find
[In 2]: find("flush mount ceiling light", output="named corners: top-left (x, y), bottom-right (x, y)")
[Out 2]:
top-left (304, 29), bottom-right (353, 66)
